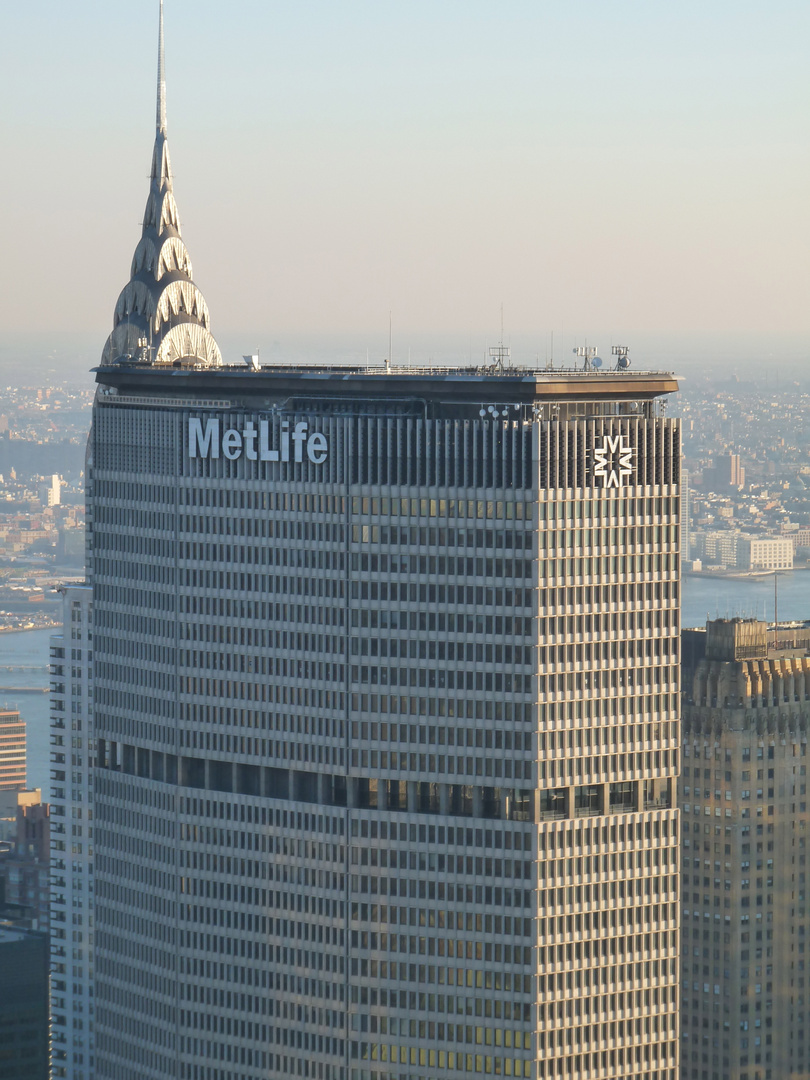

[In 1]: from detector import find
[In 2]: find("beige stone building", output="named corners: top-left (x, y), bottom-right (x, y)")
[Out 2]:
top-left (681, 617), bottom-right (810, 1080)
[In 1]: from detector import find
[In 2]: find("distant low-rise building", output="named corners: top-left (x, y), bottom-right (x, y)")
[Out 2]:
top-left (691, 531), bottom-right (794, 571)
top-left (738, 535), bottom-right (793, 571)
top-left (693, 529), bottom-right (741, 568)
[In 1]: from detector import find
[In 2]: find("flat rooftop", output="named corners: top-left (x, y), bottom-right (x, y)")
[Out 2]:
top-left (95, 363), bottom-right (679, 416)
top-left (0, 926), bottom-right (28, 944)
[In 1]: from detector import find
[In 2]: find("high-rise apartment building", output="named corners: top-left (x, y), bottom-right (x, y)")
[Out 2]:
top-left (40, 473), bottom-right (62, 507)
top-left (681, 469), bottom-right (690, 563)
top-left (88, 5), bottom-right (682, 1079)
top-left (702, 455), bottom-right (745, 493)
top-left (49, 584), bottom-right (95, 1080)
top-left (0, 708), bottom-right (26, 791)
top-left (680, 617), bottom-right (809, 1080)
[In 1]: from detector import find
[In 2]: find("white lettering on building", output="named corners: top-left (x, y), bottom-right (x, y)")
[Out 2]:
top-left (188, 418), bottom-right (328, 464)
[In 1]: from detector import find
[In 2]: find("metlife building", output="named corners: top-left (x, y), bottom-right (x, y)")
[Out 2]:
top-left (90, 359), bottom-right (681, 1080)
top-left (89, 6), bottom-right (681, 1079)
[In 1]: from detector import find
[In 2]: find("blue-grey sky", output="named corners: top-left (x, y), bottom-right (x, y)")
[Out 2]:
top-left (0, 1), bottom-right (807, 358)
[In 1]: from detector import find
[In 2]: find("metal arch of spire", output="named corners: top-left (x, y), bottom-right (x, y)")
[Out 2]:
top-left (101, 0), bottom-right (222, 369)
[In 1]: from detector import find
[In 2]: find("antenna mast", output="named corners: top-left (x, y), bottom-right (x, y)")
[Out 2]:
top-left (574, 345), bottom-right (599, 372)
top-left (774, 571), bottom-right (779, 651)
top-left (157, 0), bottom-right (167, 133)
top-left (487, 304), bottom-right (510, 372)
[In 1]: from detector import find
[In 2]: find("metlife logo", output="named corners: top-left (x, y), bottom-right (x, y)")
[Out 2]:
top-left (188, 417), bottom-right (328, 464)
top-left (592, 433), bottom-right (634, 489)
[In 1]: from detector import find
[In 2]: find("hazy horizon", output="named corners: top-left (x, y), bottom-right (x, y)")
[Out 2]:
top-left (1, 1), bottom-right (807, 352)
top-left (0, 328), bottom-right (807, 390)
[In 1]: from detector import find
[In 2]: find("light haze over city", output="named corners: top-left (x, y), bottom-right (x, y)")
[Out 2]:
top-left (0, 0), bottom-right (807, 377)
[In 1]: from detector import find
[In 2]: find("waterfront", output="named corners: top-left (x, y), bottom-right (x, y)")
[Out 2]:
top-left (0, 629), bottom-right (51, 797)
top-left (682, 570), bottom-right (810, 628)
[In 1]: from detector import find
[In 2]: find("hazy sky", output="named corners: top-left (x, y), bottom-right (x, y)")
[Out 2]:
top-left (1, 1), bottom-right (808, 362)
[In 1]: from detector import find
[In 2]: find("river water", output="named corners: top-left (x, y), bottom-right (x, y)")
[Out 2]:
top-left (682, 569), bottom-right (810, 628)
top-left (0, 572), bottom-right (808, 798)
top-left (0, 628), bottom-right (53, 798)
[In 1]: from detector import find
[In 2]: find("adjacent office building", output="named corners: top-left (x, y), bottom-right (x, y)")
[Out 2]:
top-left (0, 709), bottom-right (26, 791)
top-left (0, 925), bottom-right (50, 1080)
top-left (87, 4), bottom-right (681, 1079)
top-left (681, 617), bottom-right (810, 1080)
top-left (49, 584), bottom-right (95, 1080)
top-left (0, 788), bottom-right (50, 931)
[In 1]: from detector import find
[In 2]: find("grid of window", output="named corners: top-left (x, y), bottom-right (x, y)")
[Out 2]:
top-left (50, 585), bottom-right (95, 1080)
top-left (680, 701), bottom-right (810, 1080)
top-left (91, 381), bottom-right (680, 1080)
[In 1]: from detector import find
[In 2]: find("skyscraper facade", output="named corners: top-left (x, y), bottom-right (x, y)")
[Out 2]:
top-left (681, 617), bottom-right (810, 1080)
top-left (681, 468), bottom-right (690, 564)
top-left (49, 584), bottom-right (95, 1080)
top-left (89, 372), bottom-right (682, 1080)
top-left (0, 709), bottom-right (26, 792)
top-left (88, 5), bottom-right (682, 1080)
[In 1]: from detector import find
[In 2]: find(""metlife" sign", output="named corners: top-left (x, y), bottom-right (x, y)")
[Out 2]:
top-left (188, 418), bottom-right (328, 464)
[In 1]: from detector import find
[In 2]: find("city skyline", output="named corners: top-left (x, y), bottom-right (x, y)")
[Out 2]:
top-left (0, 1), bottom-right (807, 349)
top-left (0, 2), bottom-right (807, 1076)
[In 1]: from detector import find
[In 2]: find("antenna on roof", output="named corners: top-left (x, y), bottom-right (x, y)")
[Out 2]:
top-left (574, 346), bottom-right (599, 372)
top-left (612, 345), bottom-right (631, 371)
top-left (386, 311), bottom-right (392, 374)
top-left (487, 304), bottom-right (511, 372)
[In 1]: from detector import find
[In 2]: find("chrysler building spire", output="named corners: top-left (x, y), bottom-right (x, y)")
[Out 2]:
top-left (101, 0), bottom-right (223, 368)
top-left (157, 0), bottom-right (167, 135)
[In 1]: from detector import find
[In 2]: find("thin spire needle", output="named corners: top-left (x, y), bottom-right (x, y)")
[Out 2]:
top-left (157, 0), bottom-right (167, 133)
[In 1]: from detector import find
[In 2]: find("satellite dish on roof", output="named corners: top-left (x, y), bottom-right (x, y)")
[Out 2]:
top-left (612, 345), bottom-right (631, 370)
top-left (592, 356), bottom-right (602, 369)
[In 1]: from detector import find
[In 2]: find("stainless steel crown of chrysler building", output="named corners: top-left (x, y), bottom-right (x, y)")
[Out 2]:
top-left (100, 0), bottom-right (223, 370)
